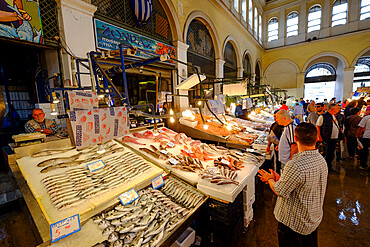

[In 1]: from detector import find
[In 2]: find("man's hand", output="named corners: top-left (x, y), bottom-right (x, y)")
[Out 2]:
top-left (275, 145), bottom-right (279, 151)
top-left (258, 169), bottom-right (275, 183)
top-left (266, 146), bottom-right (271, 154)
top-left (317, 136), bottom-right (323, 142)
top-left (17, 9), bottom-right (31, 21)
top-left (43, 129), bottom-right (52, 135)
top-left (271, 169), bottom-right (280, 181)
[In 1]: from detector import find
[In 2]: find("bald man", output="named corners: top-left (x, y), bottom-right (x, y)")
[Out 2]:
top-left (25, 108), bottom-right (60, 136)
top-left (276, 110), bottom-right (297, 168)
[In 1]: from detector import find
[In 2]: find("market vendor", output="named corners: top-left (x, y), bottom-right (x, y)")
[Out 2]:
top-left (25, 108), bottom-right (60, 136)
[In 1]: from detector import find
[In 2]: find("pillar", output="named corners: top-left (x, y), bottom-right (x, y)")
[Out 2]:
top-left (57, 0), bottom-right (97, 87)
top-left (173, 41), bottom-right (189, 111)
top-left (296, 72), bottom-right (305, 98)
top-left (237, 66), bottom-right (244, 78)
top-left (343, 68), bottom-right (355, 100)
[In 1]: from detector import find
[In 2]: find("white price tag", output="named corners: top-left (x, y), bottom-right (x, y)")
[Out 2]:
top-left (118, 188), bottom-right (139, 206)
top-left (160, 150), bottom-right (168, 155)
top-left (246, 148), bottom-right (255, 152)
top-left (167, 142), bottom-right (175, 148)
top-left (168, 158), bottom-right (179, 165)
top-left (236, 151), bottom-right (244, 156)
top-left (87, 160), bottom-right (105, 172)
top-left (185, 149), bottom-right (193, 154)
top-left (151, 175), bottom-right (165, 189)
top-left (181, 134), bottom-right (187, 139)
top-left (221, 159), bottom-right (230, 165)
top-left (158, 129), bottom-right (164, 133)
top-left (50, 214), bottom-right (81, 243)
top-left (207, 167), bottom-right (219, 175)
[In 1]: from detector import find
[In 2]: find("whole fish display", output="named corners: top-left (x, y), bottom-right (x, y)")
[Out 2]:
top-left (92, 177), bottom-right (205, 247)
top-left (41, 151), bottom-right (153, 210)
top-left (31, 147), bottom-right (76, 158)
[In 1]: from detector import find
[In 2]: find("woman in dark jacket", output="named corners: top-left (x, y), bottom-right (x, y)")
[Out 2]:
top-left (344, 107), bottom-right (362, 159)
top-left (344, 100), bottom-right (358, 119)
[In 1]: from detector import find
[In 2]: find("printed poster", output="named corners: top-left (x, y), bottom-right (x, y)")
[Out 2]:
top-left (67, 90), bottom-right (99, 111)
top-left (204, 100), bottom-right (225, 116)
top-left (0, 0), bottom-right (43, 43)
top-left (68, 107), bottom-right (129, 149)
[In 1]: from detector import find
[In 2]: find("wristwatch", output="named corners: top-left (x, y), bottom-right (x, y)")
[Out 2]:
top-left (41, 129), bottom-right (44, 133)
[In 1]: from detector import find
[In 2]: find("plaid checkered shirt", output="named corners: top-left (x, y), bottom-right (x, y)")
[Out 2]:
top-left (25, 120), bottom-right (60, 135)
top-left (273, 149), bottom-right (328, 235)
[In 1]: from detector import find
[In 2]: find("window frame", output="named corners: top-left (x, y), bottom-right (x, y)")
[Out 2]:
top-left (241, 0), bottom-right (247, 21)
top-left (259, 14), bottom-right (262, 39)
top-left (331, 0), bottom-right (348, 27)
top-left (234, 0), bottom-right (240, 12)
top-left (286, 11), bottom-right (299, 37)
top-left (307, 5), bottom-right (322, 33)
top-left (254, 7), bottom-right (258, 33)
top-left (248, 0), bottom-right (253, 27)
top-left (267, 17), bottom-right (279, 42)
top-left (360, 0), bottom-right (370, 20)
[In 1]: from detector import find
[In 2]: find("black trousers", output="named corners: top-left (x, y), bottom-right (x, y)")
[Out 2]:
top-left (324, 139), bottom-right (338, 169)
top-left (359, 138), bottom-right (370, 168)
top-left (346, 136), bottom-right (358, 158)
top-left (278, 222), bottom-right (318, 247)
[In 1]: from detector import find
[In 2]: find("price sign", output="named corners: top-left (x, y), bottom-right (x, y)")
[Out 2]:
top-left (168, 158), bottom-right (179, 165)
top-left (158, 129), bottom-right (164, 133)
top-left (87, 160), bottom-right (106, 172)
top-left (118, 188), bottom-right (139, 206)
top-left (167, 142), bottom-right (175, 148)
top-left (151, 174), bottom-right (165, 189)
top-left (246, 148), bottom-right (255, 153)
top-left (207, 167), bottom-right (219, 175)
top-left (181, 134), bottom-right (187, 139)
top-left (221, 159), bottom-right (230, 165)
top-left (236, 151), bottom-right (244, 156)
top-left (50, 214), bottom-right (81, 243)
top-left (160, 150), bottom-right (168, 155)
top-left (185, 149), bottom-right (193, 154)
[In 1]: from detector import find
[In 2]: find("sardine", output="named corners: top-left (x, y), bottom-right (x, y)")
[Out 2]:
top-left (102, 226), bottom-right (115, 236)
top-left (31, 147), bottom-right (75, 158)
top-left (112, 240), bottom-right (123, 247)
top-left (37, 155), bottom-right (80, 167)
top-left (108, 232), bottom-right (119, 242)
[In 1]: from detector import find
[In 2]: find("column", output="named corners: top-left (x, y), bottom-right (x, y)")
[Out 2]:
top-left (296, 72), bottom-right (305, 98)
top-left (237, 66), bottom-right (244, 78)
top-left (321, 0), bottom-right (331, 37)
top-left (343, 68), bottom-right (355, 100)
top-left (173, 41), bottom-right (189, 111)
top-left (279, 10), bottom-right (286, 40)
top-left (298, 1), bottom-right (307, 41)
top-left (216, 59), bottom-right (225, 79)
top-left (348, 0), bottom-right (360, 31)
top-left (57, 0), bottom-right (97, 87)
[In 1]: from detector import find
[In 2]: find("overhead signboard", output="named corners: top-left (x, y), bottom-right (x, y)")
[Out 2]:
top-left (0, 0), bottom-right (43, 43)
top-left (94, 19), bottom-right (175, 63)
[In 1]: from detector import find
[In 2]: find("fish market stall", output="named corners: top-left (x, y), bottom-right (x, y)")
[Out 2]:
top-left (120, 127), bottom-right (265, 202)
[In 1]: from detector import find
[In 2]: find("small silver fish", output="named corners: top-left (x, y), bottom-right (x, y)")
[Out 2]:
top-left (108, 232), bottom-right (119, 242)
top-left (102, 226), bottom-right (115, 236)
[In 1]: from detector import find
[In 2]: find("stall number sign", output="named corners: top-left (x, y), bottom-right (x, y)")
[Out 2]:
top-left (118, 188), bottom-right (139, 206)
top-left (87, 160), bottom-right (106, 172)
top-left (50, 214), bottom-right (81, 243)
top-left (151, 175), bottom-right (165, 189)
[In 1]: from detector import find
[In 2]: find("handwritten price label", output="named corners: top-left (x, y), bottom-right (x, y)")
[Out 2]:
top-left (246, 148), bottom-right (255, 153)
top-left (181, 134), bottom-right (187, 139)
top-left (160, 150), bottom-right (168, 155)
top-left (168, 158), bottom-right (179, 165)
top-left (50, 214), bottom-right (81, 243)
top-left (185, 149), bottom-right (193, 154)
top-left (151, 175), bottom-right (165, 189)
top-left (236, 151), bottom-right (244, 156)
top-left (167, 142), bottom-right (175, 148)
top-left (207, 167), bottom-right (219, 175)
top-left (118, 188), bottom-right (139, 206)
top-left (87, 160), bottom-right (105, 172)
top-left (221, 159), bottom-right (230, 165)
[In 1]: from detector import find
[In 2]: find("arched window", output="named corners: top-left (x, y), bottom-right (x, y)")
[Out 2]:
top-left (243, 53), bottom-right (251, 78)
top-left (259, 15), bottom-right (262, 39)
top-left (286, 12), bottom-right (299, 37)
top-left (254, 7), bottom-right (258, 32)
top-left (360, 0), bottom-right (370, 20)
top-left (242, 0), bottom-right (247, 21)
top-left (267, 18), bottom-right (279, 42)
top-left (308, 5), bottom-right (322, 33)
top-left (332, 0), bottom-right (348, 27)
top-left (234, 0), bottom-right (239, 12)
top-left (306, 63), bottom-right (336, 78)
top-left (224, 42), bottom-right (238, 78)
top-left (248, 0), bottom-right (253, 27)
top-left (354, 57), bottom-right (370, 73)
top-left (255, 62), bottom-right (261, 85)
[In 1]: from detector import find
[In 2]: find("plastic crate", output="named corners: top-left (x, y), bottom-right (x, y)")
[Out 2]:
top-left (203, 218), bottom-right (244, 247)
top-left (206, 192), bottom-right (243, 226)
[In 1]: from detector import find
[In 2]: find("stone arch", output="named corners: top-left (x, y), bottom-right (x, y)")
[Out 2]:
top-left (183, 11), bottom-right (222, 60)
top-left (302, 51), bottom-right (350, 72)
top-left (264, 59), bottom-right (299, 77)
top-left (263, 59), bottom-right (300, 89)
top-left (222, 36), bottom-right (242, 70)
top-left (159, 0), bottom-right (182, 42)
top-left (351, 46), bottom-right (370, 68)
top-left (243, 50), bottom-right (254, 77)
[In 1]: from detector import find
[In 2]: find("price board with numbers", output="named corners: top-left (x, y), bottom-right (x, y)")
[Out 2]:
top-left (151, 175), bottom-right (165, 189)
top-left (118, 188), bottom-right (140, 206)
top-left (50, 214), bottom-right (81, 243)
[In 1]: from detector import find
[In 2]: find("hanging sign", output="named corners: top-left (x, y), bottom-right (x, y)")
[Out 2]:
top-left (0, 2), bottom-right (43, 43)
top-left (151, 174), bottom-right (165, 189)
top-left (118, 188), bottom-right (139, 205)
top-left (67, 90), bottom-right (99, 111)
top-left (50, 214), bottom-right (81, 243)
top-left (94, 19), bottom-right (176, 63)
top-left (68, 106), bottom-right (129, 149)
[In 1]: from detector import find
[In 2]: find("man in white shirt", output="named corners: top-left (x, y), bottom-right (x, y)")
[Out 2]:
top-left (293, 103), bottom-right (305, 123)
top-left (276, 110), bottom-right (297, 170)
top-left (357, 115), bottom-right (370, 170)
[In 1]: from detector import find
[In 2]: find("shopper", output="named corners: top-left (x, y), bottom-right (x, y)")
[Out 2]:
top-left (344, 100), bottom-right (357, 119)
top-left (357, 115), bottom-right (370, 170)
top-left (357, 97), bottom-right (366, 109)
top-left (364, 99), bottom-right (370, 116)
top-left (316, 104), bottom-right (343, 171)
top-left (344, 107), bottom-right (362, 159)
top-left (293, 103), bottom-right (305, 123)
top-left (280, 101), bottom-right (289, 111)
top-left (276, 110), bottom-right (297, 169)
top-left (342, 99), bottom-right (348, 109)
top-left (267, 111), bottom-right (284, 174)
top-left (25, 108), bottom-right (61, 136)
top-left (258, 123), bottom-right (328, 247)
top-left (324, 99), bottom-right (329, 108)
top-left (307, 103), bottom-right (324, 125)
top-left (335, 109), bottom-right (345, 162)
top-left (307, 101), bottom-right (316, 114)
top-left (300, 98), bottom-right (305, 106)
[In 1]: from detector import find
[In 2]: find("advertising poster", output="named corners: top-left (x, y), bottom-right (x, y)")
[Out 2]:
top-left (94, 19), bottom-right (176, 63)
top-left (0, 0), bottom-right (43, 43)
top-left (68, 107), bottom-right (129, 149)
top-left (67, 90), bottom-right (99, 111)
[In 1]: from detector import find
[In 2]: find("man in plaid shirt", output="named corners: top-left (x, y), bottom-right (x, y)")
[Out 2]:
top-left (259, 122), bottom-right (328, 247)
top-left (25, 108), bottom-right (60, 136)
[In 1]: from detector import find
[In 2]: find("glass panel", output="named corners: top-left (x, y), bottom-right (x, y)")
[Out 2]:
top-left (287, 25), bottom-right (298, 32)
top-left (362, 0), bottom-right (370, 7)
top-left (249, 0), bottom-right (253, 26)
top-left (308, 11), bottom-right (321, 21)
top-left (333, 3), bottom-right (348, 15)
top-left (234, 0), bottom-right (239, 11)
top-left (308, 25), bottom-right (320, 33)
top-left (287, 17), bottom-right (298, 26)
top-left (268, 30), bottom-right (278, 36)
top-left (361, 5), bottom-right (370, 13)
top-left (309, 19), bottom-right (321, 26)
top-left (332, 12), bottom-right (347, 21)
top-left (360, 12), bottom-right (370, 20)
top-left (242, 0), bottom-right (247, 20)
top-left (259, 15), bottom-right (262, 38)
top-left (332, 19), bottom-right (347, 26)
top-left (287, 30), bottom-right (298, 37)
top-left (268, 35), bottom-right (278, 42)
